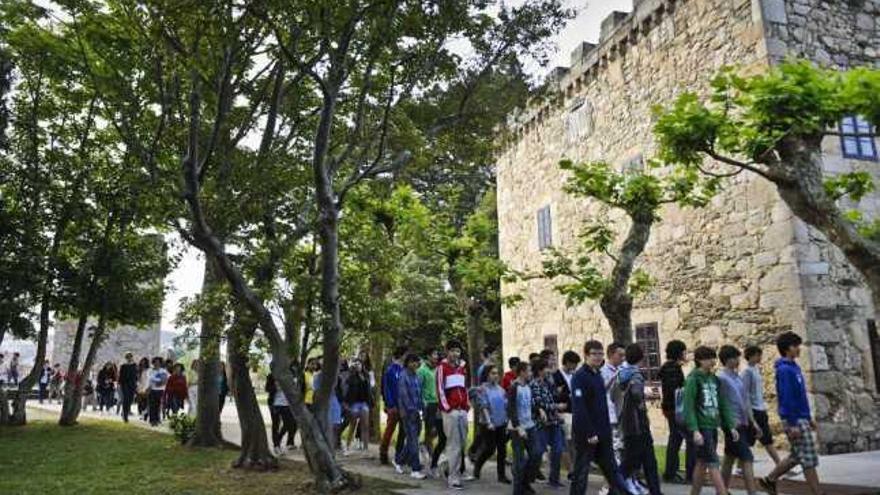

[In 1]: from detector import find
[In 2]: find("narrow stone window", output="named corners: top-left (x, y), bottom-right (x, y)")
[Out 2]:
top-left (564, 97), bottom-right (592, 144)
top-left (635, 322), bottom-right (661, 383)
top-left (840, 115), bottom-right (877, 161)
top-left (869, 319), bottom-right (880, 394)
top-left (537, 205), bottom-right (553, 250)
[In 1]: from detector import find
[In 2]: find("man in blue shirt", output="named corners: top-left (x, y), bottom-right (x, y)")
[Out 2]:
top-left (397, 354), bottom-right (426, 479)
top-left (380, 345), bottom-right (408, 465)
top-left (569, 340), bottom-right (633, 495)
top-left (759, 332), bottom-right (823, 495)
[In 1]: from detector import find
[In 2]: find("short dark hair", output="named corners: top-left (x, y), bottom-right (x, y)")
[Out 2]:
top-left (539, 349), bottom-right (554, 360)
top-left (481, 364), bottom-right (496, 382)
top-left (482, 345), bottom-right (496, 358)
top-left (151, 356), bottom-right (164, 366)
top-left (404, 353), bottom-right (420, 366)
top-left (693, 346), bottom-right (717, 362)
top-left (515, 361), bottom-right (530, 375)
top-left (744, 345), bottom-right (763, 360)
top-left (665, 340), bottom-right (687, 360)
top-left (776, 331), bottom-right (802, 356)
top-left (606, 342), bottom-right (624, 355)
top-left (583, 340), bottom-right (603, 355)
top-left (508, 356), bottom-right (521, 369)
top-left (718, 345), bottom-right (741, 365)
top-left (561, 350), bottom-right (581, 366)
top-left (531, 358), bottom-right (547, 375)
top-left (528, 352), bottom-right (540, 362)
top-left (625, 343), bottom-right (644, 365)
top-left (446, 339), bottom-right (463, 352)
top-left (393, 345), bottom-right (408, 360)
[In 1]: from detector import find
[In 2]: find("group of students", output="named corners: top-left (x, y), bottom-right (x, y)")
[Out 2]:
top-left (0, 352), bottom-right (22, 386)
top-left (371, 332), bottom-right (823, 495)
top-left (265, 351), bottom-right (377, 455)
top-left (33, 352), bottom-right (230, 427)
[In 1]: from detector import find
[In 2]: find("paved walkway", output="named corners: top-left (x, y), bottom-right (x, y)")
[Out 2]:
top-left (26, 402), bottom-right (880, 494)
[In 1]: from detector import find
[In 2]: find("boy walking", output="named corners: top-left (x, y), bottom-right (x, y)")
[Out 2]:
top-left (436, 340), bottom-right (471, 490)
top-left (569, 340), bottom-right (633, 495)
top-left (381, 346), bottom-right (408, 465)
top-left (618, 343), bottom-right (662, 495)
top-left (683, 346), bottom-right (736, 495)
top-left (759, 332), bottom-right (824, 495)
top-left (740, 346), bottom-right (781, 466)
top-left (507, 361), bottom-right (538, 495)
top-left (397, 354), bottom-right (427, 479)
top-left (717, 345), bottom-right (758, 495)
top-left (660, 340), bottom-right (694, 483)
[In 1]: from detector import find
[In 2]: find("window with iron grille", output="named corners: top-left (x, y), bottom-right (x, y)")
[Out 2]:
top-left (635, 323), bottom-right (661, 383)
top-left (840, 115), bottom-right (877, 161)
top-left (543, 334), bottom-right (558, 366)
top-left (537, 205), bottom-right (552, 250)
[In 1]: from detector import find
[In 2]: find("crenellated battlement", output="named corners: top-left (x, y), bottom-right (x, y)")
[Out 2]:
top-left (506, 0), bottom-right (679, 140)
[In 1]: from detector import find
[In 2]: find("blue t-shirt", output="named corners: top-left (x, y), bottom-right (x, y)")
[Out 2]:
top-left (516, 383), bottom-right (535, 430)
top-left (718, 368), bottom-right (748, 427)
top-left (485, 384), bottom-right (508, 428)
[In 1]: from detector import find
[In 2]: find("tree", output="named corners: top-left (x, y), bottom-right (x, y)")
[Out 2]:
top-left (653, 61), bottom-right (880, 321)
top-left (543, 160), bottom-right (719, 345)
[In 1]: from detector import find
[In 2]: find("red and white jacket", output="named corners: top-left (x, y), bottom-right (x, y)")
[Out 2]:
top-left (436, 358), bottom-right (469, 412)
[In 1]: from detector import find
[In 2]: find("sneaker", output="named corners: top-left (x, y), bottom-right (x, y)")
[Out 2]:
top-left (461, 472), bottom-right (475, 482)
top-left (393, 461), bottom-right (405, 475)
top-left (410, 471), bottom-right (426, 480)
top-left (598, 486), bottom-right (610, 495)
top-left (631, 478), bottom-right (649, 495)
top-left (783, 467), bottom-right (803, 479)
top-left (449, 482), bottom-right (464, 491)
top-left (758, 477), bottom-right (778, 495)
top-left (535, 471), bottom-right (547, 482)
top-left (624, 478), bottom-right (640, 495)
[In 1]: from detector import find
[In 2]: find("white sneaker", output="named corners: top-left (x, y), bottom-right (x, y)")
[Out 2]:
top-left (631, 478), bottom-right (649, 495)
top-left (410, 471), bottom-right (426, 480)
top-left (623, 478), bottom-right (640, 495)
top-left (461, 472), bottom-right (475, 482)
top-left (598, 486), bottom-right (611, 495)
top-left (393, 461), bottom-right (405, 475)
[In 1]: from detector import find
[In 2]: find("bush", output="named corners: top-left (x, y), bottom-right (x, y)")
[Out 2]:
top-left (168, 412), bottom-right (197, 444)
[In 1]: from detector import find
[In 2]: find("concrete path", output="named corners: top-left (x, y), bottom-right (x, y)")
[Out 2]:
top-left (26, 402), bottom-right (880, 494)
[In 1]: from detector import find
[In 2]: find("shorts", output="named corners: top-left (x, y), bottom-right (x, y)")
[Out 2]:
top-left (724, 426), bottom-right (754, 462)
top-left (786, 419), bottom-right (819, 469)
top-left (695, 429), bottom-right (719, 467)
top-left (423, 402), bottom-right (439, 437)
top-left (349, 401), bottom-right (369, 415)
top-left (751, 409), bottom-right (773, 446)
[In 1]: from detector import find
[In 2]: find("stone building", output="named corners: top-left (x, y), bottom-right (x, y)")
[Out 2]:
top-left (497, 0), bottom-right (880, 454)
top-left (51, 320), bottom-right (161, 372)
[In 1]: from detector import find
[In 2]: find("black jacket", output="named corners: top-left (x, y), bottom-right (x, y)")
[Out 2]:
top-left (571, 364), bottom-right (611, 443)
top-left (659, 360), bottom-right (684, 416)
top-left (552, 369), bottom-right (572, 413)
top-left (119, 363), bottom-right (138, 391)
top-left (345, 372), bottom-right (373, 406)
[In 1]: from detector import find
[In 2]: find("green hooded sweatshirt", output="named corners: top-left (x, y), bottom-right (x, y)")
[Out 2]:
top-left (683, 368), bottom-right (735, 432)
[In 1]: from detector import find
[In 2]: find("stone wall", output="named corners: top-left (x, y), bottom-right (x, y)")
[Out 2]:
top-left (51, 320), bottom-right (161, 374)
top-left (761, 0), bottom-right (880, 454)
top-left (497, 0), bottom-right (880, 454)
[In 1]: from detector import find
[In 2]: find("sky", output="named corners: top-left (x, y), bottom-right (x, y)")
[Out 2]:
top-left (159, 0), bottom-right (635, 333)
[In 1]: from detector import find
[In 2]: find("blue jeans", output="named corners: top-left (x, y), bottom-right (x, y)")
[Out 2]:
top-left (537, 423), bottom-right (565, 484)
top-left (400, 413), bottom-right (422, 472)
top-left (512, 427), bottom-right (540, 495)
top-left (569, 435), bottom-right (631, 495)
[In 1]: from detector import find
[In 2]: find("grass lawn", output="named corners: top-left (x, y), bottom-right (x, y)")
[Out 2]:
top-left (0, 420), bottom-right (403, 495)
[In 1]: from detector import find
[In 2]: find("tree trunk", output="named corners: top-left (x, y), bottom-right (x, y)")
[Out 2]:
top-left (229, 316), bottom-right (276, 469)
top-left (59, 313), bottom-right (107, 426)
top-left (190, 257), bottom-right (224, 447)
top-left (775, 141), bottom-right (880, 322)
top-left (9, 283), bottom-right (54, 425)
top-left (465, 302), bottom-right (485, 384)
top-left (599, 213), bottom-right (654, 346)
top-left (59, 311), bottom-right (90, 425)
